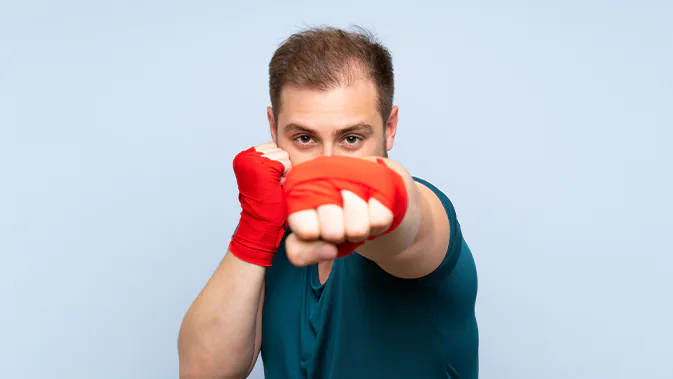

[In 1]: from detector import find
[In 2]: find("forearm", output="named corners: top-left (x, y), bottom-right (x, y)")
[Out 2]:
top-left (178, 252), bottom-right (265, 379)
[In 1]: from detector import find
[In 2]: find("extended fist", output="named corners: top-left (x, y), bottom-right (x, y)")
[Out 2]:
top-left (282, 156), bottom-right (409, 266)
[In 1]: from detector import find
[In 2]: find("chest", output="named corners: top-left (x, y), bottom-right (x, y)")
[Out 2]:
top-left (317, 261), bottom-right (332, 284)
top-left (261, 258), bottom-right (449, 378)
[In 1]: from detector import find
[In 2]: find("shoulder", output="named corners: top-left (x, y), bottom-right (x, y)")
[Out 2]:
top-left (413, 176), bottom-right (460, 231)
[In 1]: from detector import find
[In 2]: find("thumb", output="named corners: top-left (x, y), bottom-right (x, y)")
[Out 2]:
top-left (285, 233), bottom-right (338, 267)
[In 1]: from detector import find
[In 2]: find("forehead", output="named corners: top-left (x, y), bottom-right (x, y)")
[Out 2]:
top-left (277, 78), bottom-right (381, 130)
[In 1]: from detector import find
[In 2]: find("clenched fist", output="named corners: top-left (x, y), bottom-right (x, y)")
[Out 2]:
top-left (228, 142), bottom-right (292, 267)
top-left (282, 156), bottom-right (409, 266)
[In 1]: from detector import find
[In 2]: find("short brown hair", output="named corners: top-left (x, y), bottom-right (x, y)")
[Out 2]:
top-left (268, 25), bottom-right (395, 125)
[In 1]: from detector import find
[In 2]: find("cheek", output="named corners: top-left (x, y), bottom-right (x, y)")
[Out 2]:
top-left (276, 135), bottom-right (298, 154)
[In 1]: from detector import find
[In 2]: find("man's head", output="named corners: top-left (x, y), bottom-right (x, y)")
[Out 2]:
top-left (267, 26), bottom-right (398, 166)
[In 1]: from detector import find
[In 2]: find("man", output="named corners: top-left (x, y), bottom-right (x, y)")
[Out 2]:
top-left (178, 26), bottom-right (479, 379)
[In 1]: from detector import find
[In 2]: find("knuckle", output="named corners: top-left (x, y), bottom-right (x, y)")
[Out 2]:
top-left (321, 229), bottom-right (344, 243)
top-left (287, 211), bottom-right (320, 240)
top-left (346, 224), bottom-right (369, 239)
top-left (294, 224), bottom-right (320, 240)
top-left (370, 206), bottom-right (394, 223)
top-left (372, 217), bottom-right (392, 229)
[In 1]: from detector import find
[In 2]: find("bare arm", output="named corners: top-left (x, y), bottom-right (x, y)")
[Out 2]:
top-left (245, 280), bottom-right (264, 377)
top-left (178, 252), bottom-right (265, 379)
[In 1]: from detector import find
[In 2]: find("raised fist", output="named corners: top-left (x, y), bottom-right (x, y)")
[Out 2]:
top-left (228, 142), bottom-right (292, 266)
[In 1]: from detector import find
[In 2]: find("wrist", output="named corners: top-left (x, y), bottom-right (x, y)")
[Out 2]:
top-left (229, 216), bottom-right (285, 267)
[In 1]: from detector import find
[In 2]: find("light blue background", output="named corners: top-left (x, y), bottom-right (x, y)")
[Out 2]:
top-left (2, 1), bottom-right (672, 378)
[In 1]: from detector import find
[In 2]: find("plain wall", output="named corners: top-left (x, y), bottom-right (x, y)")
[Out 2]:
top-left (1, 1), bottom-right (671, 378)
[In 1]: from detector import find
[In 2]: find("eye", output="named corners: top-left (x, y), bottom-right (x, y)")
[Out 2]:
top-left (297, 135), bottom-right (312, 144)
top-left (344, 135), bottom-right (360, 144)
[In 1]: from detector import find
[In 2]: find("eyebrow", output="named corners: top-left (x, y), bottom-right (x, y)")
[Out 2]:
top-left (283, 122), bottom-right (375, 137)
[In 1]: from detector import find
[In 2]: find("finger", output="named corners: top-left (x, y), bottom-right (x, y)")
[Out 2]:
top-left (285, 233), bottom-right (338, 267)
top-left (287, 210), bottom-right (320, 240)
top-left (261, 150), bottom-right (292, 176)
top-left (274, 158), bottom-right (292, 178)
top-left (254, 141), bottom-right (279, 152)
top-left (261, 149), bottom-right (288, 161)
top-left (368, 197), bottom-right (394, 236)
top-left (316, 204), bottom-right (345, 244)
top-left (341, 190), bottom-right (370, 242)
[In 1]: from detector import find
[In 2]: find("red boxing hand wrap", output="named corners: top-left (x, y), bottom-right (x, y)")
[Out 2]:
top-left (228, 147), bottom-right (287, 266)
top-left (283, 156), bottom-right (409, 257)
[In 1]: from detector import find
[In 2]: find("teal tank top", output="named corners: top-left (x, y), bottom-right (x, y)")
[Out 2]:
top-left (261, 177), bottom-right (479, 378)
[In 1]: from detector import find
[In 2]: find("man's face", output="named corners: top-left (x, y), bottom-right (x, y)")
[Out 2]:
top-left (269, 78), bottom-right (398, 167)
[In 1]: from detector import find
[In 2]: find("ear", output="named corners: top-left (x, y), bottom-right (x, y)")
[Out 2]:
top-left (384, 106), bottom-right (399, 152)
top-left (267, 106), bottom-right (278, 143)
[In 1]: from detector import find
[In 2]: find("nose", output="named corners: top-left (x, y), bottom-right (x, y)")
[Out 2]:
top-left (320, 145), bottom-right (334, 157)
